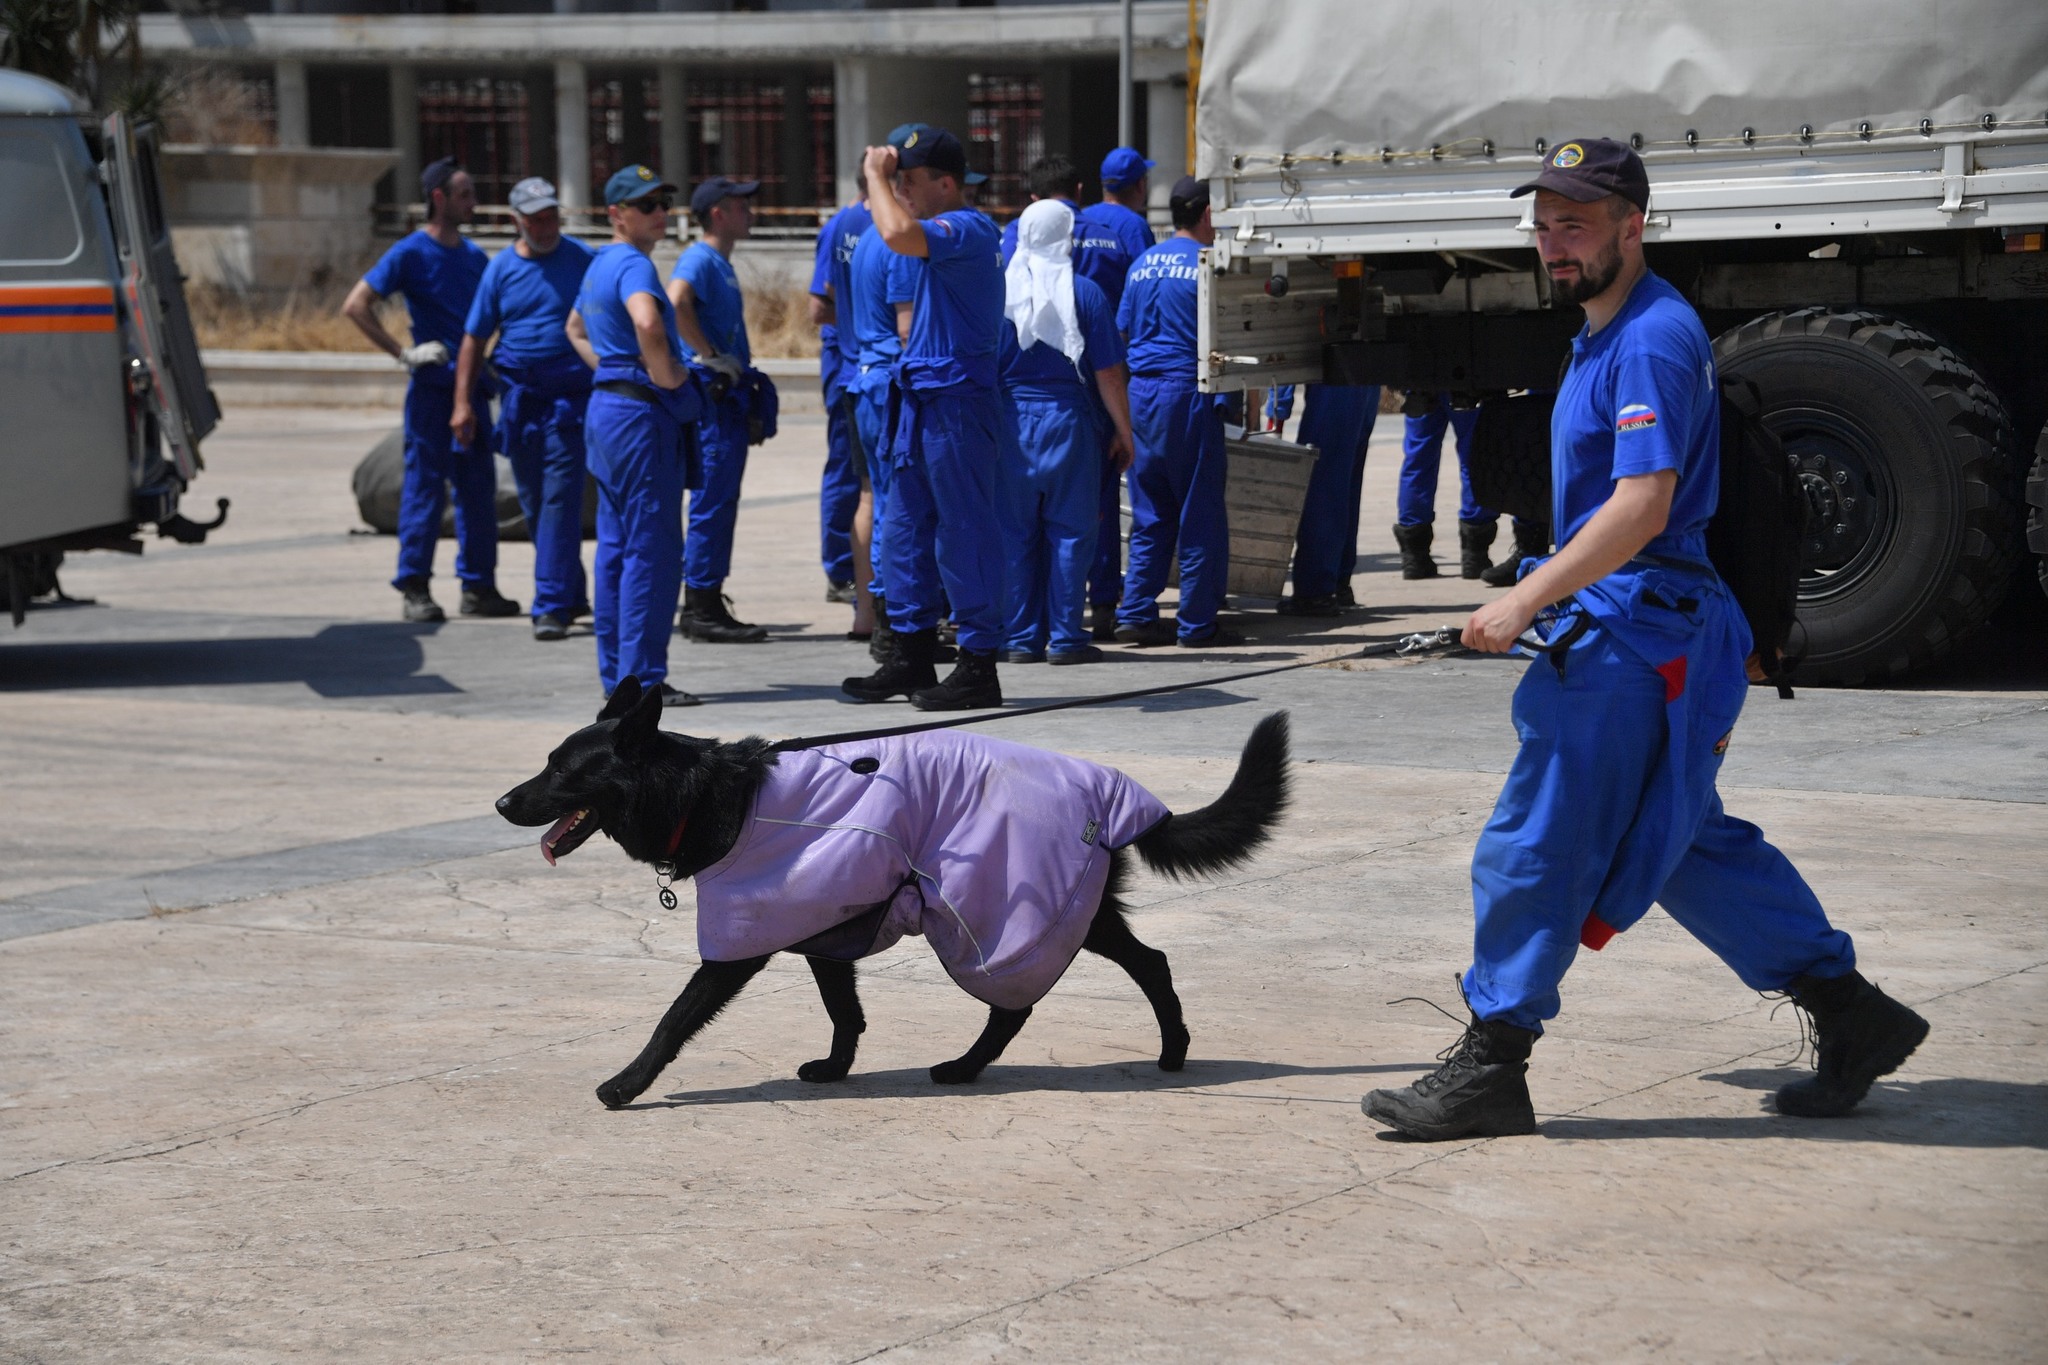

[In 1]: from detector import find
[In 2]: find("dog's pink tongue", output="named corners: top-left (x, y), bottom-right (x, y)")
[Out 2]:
top-left (540, 812), bottom-right (580, 866)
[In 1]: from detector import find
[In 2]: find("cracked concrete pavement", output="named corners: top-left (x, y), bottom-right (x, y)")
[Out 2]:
top-left (2, 404), bottom-right (2043, 1362)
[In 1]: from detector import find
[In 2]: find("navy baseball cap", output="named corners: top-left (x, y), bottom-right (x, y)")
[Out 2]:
top-left (420, 156), bottom-right (460, 199)
top-left (603, 164), bottom-right (677, 206)
top-left (896, 126), bottom-right (988, 186)
top-left (885, 122), bottom-right (930, 147)
top-left (1512, 137), bottom-right (1650, 212)
top-left (1101, 146), bottom-right (1154, 188)
top-left (1169, 175), bottom-right (1209, 215)
top-left (690, 175), bottom-right (761, 217)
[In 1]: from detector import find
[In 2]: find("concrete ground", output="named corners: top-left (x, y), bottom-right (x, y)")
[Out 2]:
top-left (2, 406), bottom-right (2044, 1363)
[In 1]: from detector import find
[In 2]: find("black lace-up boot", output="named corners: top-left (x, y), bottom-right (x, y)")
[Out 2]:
top-left (868, 596), bottom-right (894, 664)
top-left (841, 626), bottom-right (937, 703)
top-left (1363, 1014), bottom-right (1539, 1140)
top-left (1774, 972), bottom-right (1929, 1117)
top-left (1458, 518), bottom-right (1497, 579)
top-left (1392, 522), bottom-right (1438, 579)
top-left (678, 586), bottom-right (768, 643)
top-left (1480, 519), bottom-right (1550, 588)
top-left (910, 647), bottom-right (1001, 712)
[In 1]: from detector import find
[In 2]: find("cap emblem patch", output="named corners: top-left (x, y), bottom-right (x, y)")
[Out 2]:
top-left (904, 131), bottom-right (920, 148)
top-left (1552, 142), bottom-right (1585, 168)
top-left (637, 166), bottom-right (652, 181)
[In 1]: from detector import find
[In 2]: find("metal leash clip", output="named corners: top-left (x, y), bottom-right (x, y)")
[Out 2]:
top-left (1394, 626), bottom-right (1462, 656)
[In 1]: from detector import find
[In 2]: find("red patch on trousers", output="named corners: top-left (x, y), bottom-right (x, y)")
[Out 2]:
top-left (1580, 912), bottom-right (1618, 951)
top-left (1656, 654), bottom-right (1688, 703)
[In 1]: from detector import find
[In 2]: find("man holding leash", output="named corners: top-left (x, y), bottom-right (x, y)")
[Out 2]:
top-left (565, 165), bottom-right (704, 708)
top-left (1363, 139), bottom-right (1928, 1141)
top-left (454, 176), bottom-right (596, 641)
top-left (343, 157), bottom-right (518, 624)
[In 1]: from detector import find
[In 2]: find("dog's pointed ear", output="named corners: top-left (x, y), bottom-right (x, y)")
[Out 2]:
top-left (597, 676), bottom-right (643, 722)
top-left (611, 680), bottom-right (666, 754)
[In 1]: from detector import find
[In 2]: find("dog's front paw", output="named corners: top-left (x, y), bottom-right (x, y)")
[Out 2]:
top-left (1159, 1024), bottom-right (1190, 1072)
top-left (797, 1057), bottom-right (851, 1084)
top-left (596, 1072), bottom-right (645, 1109)
top-left (929, 1057), bottom-right (985, 1085)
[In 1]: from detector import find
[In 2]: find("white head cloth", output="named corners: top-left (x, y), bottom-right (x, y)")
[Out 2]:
top-left (1004, 198), bottom-right (1085, 368)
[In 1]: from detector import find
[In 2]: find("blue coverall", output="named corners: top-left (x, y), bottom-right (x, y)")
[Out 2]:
top-left (1465, 272), bottom-right (1855, 1033)
top-left (671, 240), bottom-right (752, 592)
top-left (1074, 200), bottom-right (1155, 613)
top-left (364, 231), bottom-right (497, 591)
top-left (812, 200), bottom-right (872, 585)
top-left (1398, 392), bottom-right (1486, 526)
top-left (577, 244), bottom-right (702, 695)
top-left (1285, 384), bottom-right (1380, 601)
top-left (847, 229), bottom-right (915, 604)
top-left (1117, 236), bottom-right (1229, 643)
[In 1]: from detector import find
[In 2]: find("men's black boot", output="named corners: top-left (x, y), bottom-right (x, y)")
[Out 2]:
top-left (1480, 519), bottom-right (1549, 588)
top-left (842, 626), bottom-right (937, 703)
top-left (1458, 518), bottom-right (1498, 579)
top-left (1392, 523), bottom-right (1438, 580)
top-left (397, 577), bottom-right (444, 624)
top-left (459, 583), bottom-right (520, 618)
top-left (678, 585), bottom-right (768, 643)
top-left (911, 648), bottom-right (1002, 712)
top-left (868, 596), bottom-right (894, 664)
top-left (1775, 971), bottom-right (1930, 1118)
top-left (1362, 1014), bottom-right (1539, 1140)
top-left (1091, 600), bottom-right (1119, 642)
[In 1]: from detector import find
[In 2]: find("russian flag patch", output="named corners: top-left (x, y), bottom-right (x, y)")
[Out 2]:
top-left (1617, 404), bottom-right (1658, 433)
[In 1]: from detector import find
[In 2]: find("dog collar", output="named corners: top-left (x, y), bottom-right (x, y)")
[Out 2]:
top-left (664, 813), bottom-right (689, 859)
top-left (651, 814), bottom-right (689, 911)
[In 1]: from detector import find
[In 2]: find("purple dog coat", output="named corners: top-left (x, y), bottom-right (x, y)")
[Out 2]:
top-left (691, 731), bottom-right (1170, 1009)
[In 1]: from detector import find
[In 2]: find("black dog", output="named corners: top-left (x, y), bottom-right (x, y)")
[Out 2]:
top-left (497, 679), bottom-right (1289, 1108)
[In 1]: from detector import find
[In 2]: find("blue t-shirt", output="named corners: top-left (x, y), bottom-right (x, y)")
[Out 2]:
top-left (576, 243), bottom-right (683, 374)
top-left (669, 240), bottom-right (749, 366)
top-left (1074, 201), bottom-right (1155, 313)
top-left (1117, 236), bottom-right (1204, 380)
top-left (463, 236), bottom-right (596, 368)
top-left (848, 228), bottom-right (915, 377)
top-left (363, 230), bottom-right (489, 357)
top-left (899, 208), bottom-right (1003, 393)
top-left (811, 200), bottom-right (872, 387)
top-left (998, 273), bottom-right (1125, 399)
top-left (998, 197), bottom-right (1079, 267)
top-left (1551, 271), bottom-right (1719, 564)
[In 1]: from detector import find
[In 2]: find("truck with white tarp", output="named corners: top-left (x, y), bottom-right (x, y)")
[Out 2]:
top-left (1194, 1), bottom-right (2048, 682)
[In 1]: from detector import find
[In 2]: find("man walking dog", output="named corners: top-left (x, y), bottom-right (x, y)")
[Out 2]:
top-left (1364, 139), bottom-right (1928, 1141)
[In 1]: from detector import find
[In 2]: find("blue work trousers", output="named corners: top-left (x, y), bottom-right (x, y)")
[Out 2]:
top-left (882, 387), bottom-right (1006, 652)
top-left (1398, 394), bottom-right (1487, 526)
top-left (854, 380), bottom-right (895, 600)
top-left (820, 384), bottom-right (860, 584)
top-left (1289, 384), bottom-right (1379, 600)
top-left (1465, 586), bottom-right (1855, 1033)
top-left (497, 370), bottom-right (590, 620)
top-left (1001, 391), bottom-right (1102, 655)
top-left (587, 390), bottom-right (688, 695)
top-left (1120, 376), bottom-right (1229, 641)
top-left (684, 396), bottom-right (750, 590)
top-left (393, 378), bottom-right (497, 590)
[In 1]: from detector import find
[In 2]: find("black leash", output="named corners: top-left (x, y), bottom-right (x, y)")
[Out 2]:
top-left (770, 627), bottom-right (1468, 753)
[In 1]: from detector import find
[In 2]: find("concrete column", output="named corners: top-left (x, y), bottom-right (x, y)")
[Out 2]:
top-left (554, 59), bottom-right (589, 210)
top-left (658, 65), bottom-right (688, 188)
top-left (831, 57), bottom-right (867, 206)
top-left (274, 58), bottom-right (309, 148)
top-left (389, 64), bottom-right (419, 206)
top-left (1145, 78), bottom-right (1187, 211)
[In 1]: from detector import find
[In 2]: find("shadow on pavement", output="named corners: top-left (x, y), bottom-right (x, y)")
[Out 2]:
top-left (641, 1058), bottom-right (1419, 1107)
top-left (0, 622), bottom-right (460, 698)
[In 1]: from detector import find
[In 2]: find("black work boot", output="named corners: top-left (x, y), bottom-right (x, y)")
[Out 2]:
top-left (397, 577), bottom-right (444, 624)
top-left (911, 647), bottom-right (1002, 711)
top-left (868, 596), bottom-right (894, 664)
top-left (1480, 520), bottom-right (1549, 588)
top-left (1774, 972), bottom-right (1930, 1118)
top-left (1392, 523), bottom-right (1438, 580)
top-left (679, 585), bottom-right (768, 643)
top-left (459, 583), bottom-right (520, 618)
top-left (1458, 518), bottom-right (1498, 579)
top-left (1090, 600), bottom-right (1119, 642)
top-left (842, 626), bottom-right (938, 703)
top-left (1362, 1015), bottom-right (1539, 1140)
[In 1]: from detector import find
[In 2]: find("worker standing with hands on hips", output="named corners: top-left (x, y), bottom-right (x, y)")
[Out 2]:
top-left (565, 165), bottom-right (704, 708)
top-left (454, 176), bottom-right (596, 641)
top-left (841, 127), bottom-right (1009, 711)
top-left (1363, 139), bottom-right (1928, 1141)
top-left (1115, 176), bottom-right (1239, 649)
top-left (343, 156), bottom-right (518, 624)
top-left (668, 176), bottom-right (770, 644)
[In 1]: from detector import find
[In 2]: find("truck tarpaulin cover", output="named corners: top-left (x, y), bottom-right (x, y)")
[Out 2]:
top-left (1195, 0), bottom-right (2048, 179)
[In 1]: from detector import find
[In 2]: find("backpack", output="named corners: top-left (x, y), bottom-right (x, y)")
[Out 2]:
top-left (1707, 374), bottom-right (1805, 699)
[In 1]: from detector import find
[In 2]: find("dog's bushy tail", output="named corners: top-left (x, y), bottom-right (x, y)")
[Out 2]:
top-left (1131, 711), bottom-right (1290, 882)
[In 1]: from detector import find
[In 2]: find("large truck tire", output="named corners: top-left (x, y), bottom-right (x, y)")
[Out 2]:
top-left (2028, 424), bottom-right (2048, 601)
top-left (1714, 308), bottom-right (2022, 686)
top-left (1467, 392), bottom-right (1556, 525)
top-left (350, 429), bottom-right (601, 541)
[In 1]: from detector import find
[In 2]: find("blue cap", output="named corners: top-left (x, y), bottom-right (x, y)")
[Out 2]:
top-left (1512, 137), bottom-right (1650, 212)
top-left (1100, 147), bottom-right (1154, 188)
top-left (690, 175), bottom-right (761, 218)
top-left (896, 126), bottom-right (989, 186)
top-left (884, 122), bottom-right (930, 147)
top-left (421, 156), bottom-right (460, 199)
top-left (603, 164), bottom-right (677, 206)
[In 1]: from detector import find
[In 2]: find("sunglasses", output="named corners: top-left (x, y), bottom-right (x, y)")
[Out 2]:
top-left (619, 194), bottom-right (673, 214)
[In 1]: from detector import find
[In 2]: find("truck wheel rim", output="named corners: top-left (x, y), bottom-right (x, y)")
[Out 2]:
top-left (1771, 405), bottom-right (1899, 605)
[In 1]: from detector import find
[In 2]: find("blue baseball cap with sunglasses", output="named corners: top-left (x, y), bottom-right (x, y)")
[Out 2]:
top-left (603, 164), bottom-right (679, 207)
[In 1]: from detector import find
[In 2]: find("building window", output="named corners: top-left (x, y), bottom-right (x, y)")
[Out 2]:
top-left (588, 74), bottom-right (660, 197)
top-left (967, 72), bottom-right (1042, 219)
top-left (807, 78), bottom-right (836, 209)
top-left (418, 77), bottom-right (533, 205)
top-left (687, 75), bottom-right (788, 208)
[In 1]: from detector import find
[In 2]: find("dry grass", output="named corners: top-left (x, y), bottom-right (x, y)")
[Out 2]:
top-left (189, 276), bottom-right (823, 359)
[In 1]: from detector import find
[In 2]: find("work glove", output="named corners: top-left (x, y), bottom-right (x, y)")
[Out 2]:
top-left (698, 351), bottom-right (744, 385)
top-left (399, 341), bottom-right (450, 370)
